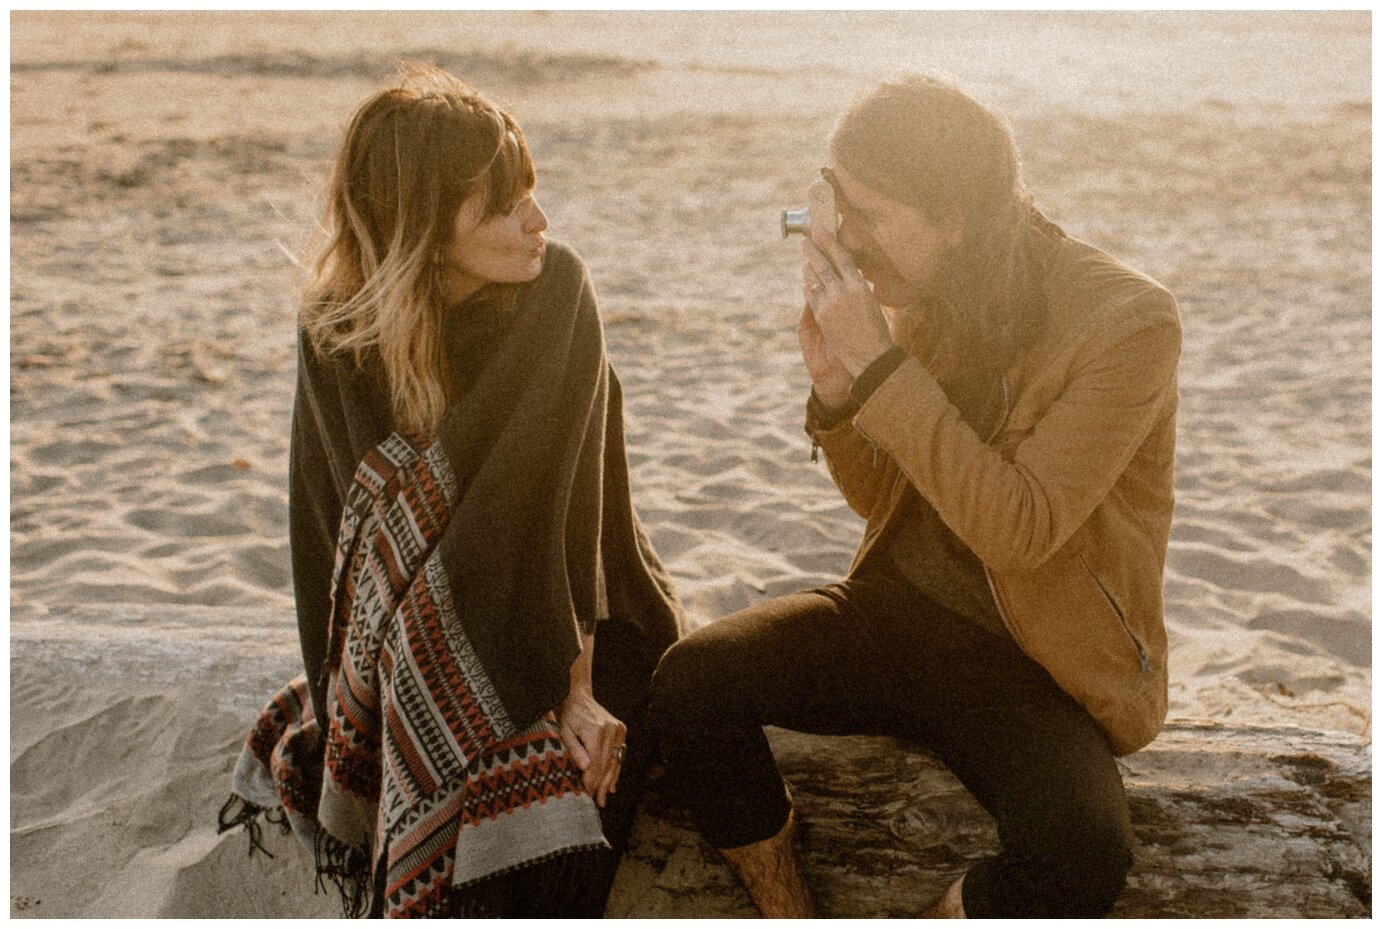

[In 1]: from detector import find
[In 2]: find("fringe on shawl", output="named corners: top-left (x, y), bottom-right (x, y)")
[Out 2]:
top-left (215, 792), bottom-right (374, 919)
top-left (216, 791), bottom-right (604, 920)
top-left (218, 637), bottom-right (606, 919)
top-left (444, 845), bottom-right (610, 918)
top-left (216, 795), bottom-right (287, 859)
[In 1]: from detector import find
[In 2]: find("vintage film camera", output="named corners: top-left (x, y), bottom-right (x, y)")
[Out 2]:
top-left (780, 177), bottom-right (836, 240)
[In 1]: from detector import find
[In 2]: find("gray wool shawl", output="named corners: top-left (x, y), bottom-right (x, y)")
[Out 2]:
top-left (289, 241), bottom-right (684, 736)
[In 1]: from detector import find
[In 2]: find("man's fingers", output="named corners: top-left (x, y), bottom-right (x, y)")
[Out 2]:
top-left (811, 231), bottom-right (870, 296)
top-left (815, 227), bottom-right (855, 275)
top-left (802, 260), bottom-right (829, 299)
top-left (801, 238), bottom-right (840, 281)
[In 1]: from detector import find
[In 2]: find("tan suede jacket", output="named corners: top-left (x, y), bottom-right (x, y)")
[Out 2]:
top-left (807, 235), bottom-right (1180, 756)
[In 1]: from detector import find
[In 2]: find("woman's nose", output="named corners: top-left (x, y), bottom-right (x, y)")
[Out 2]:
top-left (525, 199), bottom-right (549, 234)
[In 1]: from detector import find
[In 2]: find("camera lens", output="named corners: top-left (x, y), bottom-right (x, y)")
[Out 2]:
top-left (781, 207), bottom-right (811, 238)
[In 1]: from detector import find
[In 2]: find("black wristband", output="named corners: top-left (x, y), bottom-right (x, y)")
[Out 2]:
top-left (849, 346), bottom-right (909, 406)
top-left (807, 389), bottom-right (860, 431)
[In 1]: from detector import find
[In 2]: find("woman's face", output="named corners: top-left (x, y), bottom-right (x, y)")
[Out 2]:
top-left (442, 187), bottom-right (549, 301)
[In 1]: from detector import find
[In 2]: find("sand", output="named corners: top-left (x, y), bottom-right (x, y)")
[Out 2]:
top-left (9, 10), bottom-right (1371, 918)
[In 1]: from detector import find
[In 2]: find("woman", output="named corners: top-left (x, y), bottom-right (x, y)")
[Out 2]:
top-left (651, 72), bottom-right (1180, 918)
top-left (221, 64), bottom-right (684, 918)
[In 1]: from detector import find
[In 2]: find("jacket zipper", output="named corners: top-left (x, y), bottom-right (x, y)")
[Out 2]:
top-left (982, 565), bottom-right (1019, 644)
top-left (1080, 555), bottom-right (1150, 673)
top-left (982, 377), bottom-right (1020, 641)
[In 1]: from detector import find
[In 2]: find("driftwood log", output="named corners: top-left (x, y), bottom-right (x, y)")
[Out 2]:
top-left (608, 723), bottom-right (1371, 918)
top-left (9, 606), bottom-right (1371, 918)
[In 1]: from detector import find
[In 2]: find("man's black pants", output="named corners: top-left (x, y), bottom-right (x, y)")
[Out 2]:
top-left (649, 562), bottom-right (1135, 918)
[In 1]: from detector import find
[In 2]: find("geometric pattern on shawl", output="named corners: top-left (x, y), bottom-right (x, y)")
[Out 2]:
top-left (229, 430), bottom-right (607, 918)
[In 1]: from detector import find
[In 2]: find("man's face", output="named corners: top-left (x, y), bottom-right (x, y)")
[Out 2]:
top-left (824, 163), bottom-right (961, 309)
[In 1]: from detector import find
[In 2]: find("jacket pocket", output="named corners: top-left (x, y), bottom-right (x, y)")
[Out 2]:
top-left (1078, 554), bottom-right (1150, 674)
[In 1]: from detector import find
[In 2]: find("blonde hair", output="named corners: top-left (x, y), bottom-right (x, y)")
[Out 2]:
top-left (300, 63), bottom-right (535, 434)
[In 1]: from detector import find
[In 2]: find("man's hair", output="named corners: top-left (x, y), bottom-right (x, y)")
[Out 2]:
top-left (300, 62), bottom-right (535, 434)
top-left (830, 71), bottom-right (1051, 431)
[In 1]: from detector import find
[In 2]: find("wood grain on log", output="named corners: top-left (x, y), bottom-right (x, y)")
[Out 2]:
top-left (607, 723), bottom-right (1371, 918)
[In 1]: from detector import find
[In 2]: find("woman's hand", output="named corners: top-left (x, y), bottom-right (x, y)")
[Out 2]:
top-left (801, 232), bottom-right (894, 377)
top-left (557, 637), bottom-right (626, 808)
top-left (556, 686), bottom-right (626, 807)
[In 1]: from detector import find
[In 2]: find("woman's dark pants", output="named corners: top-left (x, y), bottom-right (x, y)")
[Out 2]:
top-left (649, 565), bottom-right (1135, 918)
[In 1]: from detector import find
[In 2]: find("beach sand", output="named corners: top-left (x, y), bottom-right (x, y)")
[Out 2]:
top-left (10, 10), bottom-right (1371, 917)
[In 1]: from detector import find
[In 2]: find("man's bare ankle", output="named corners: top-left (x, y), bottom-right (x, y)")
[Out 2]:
top-left (720, 811), bottom-right (816, 918)
top-left (922, 874), bottom-right (966, 918)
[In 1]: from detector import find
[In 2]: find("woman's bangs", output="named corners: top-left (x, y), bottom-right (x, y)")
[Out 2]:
top-left (482, 129), bottom-right (535, 217)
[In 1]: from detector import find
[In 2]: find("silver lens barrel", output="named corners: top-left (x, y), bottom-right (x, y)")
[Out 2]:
top-left (781, 207), bottom-right (811, 238)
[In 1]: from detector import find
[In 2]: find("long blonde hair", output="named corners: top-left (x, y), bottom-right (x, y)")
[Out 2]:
top-left (301, 63), bottom-right (535, 434)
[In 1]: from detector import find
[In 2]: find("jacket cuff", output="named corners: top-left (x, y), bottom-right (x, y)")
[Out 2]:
top-left (805, 388), bottom-right (860, 435)
top-left (852, 356), bottom-right (951, 454)
top-left (849, 345), bottom-right (909, 407)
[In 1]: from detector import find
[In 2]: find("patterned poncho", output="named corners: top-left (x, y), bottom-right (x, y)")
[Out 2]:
top-left (222, 242), bottom-right (684, 917)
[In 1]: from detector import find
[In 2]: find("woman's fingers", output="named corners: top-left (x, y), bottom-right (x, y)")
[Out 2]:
top-left (555, 691), bottom-right (631, 807)
top-left (580, 716), bottom-right (627, 806)
top-left (559, 720), bottom-right (592, 771)
top-left (582, 723), bottom-right (610, 795)
top-left (583, 718), bottom-right (627, 807)
top-left (597, 753), bottom-right (622, 807)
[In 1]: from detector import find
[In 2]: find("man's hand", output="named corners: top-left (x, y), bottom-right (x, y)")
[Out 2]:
top-left (801, 231), bottom-right (894, 377)
top-left (797, 303), bottom-right (854, 410)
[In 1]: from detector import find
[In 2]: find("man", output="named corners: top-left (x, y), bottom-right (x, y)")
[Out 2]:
top-left (650, 72), bottom-right (1180, 918)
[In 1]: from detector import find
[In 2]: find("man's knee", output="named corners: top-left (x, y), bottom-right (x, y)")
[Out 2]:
top-left (649, 631), bottom-right (740, 727)
top-left (1062, 828), bottom-right (1133, 916)
top-left (1032, 812), bottom-right (1134, 916)
top-left (975, 797), bottom-right (1134, 917)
